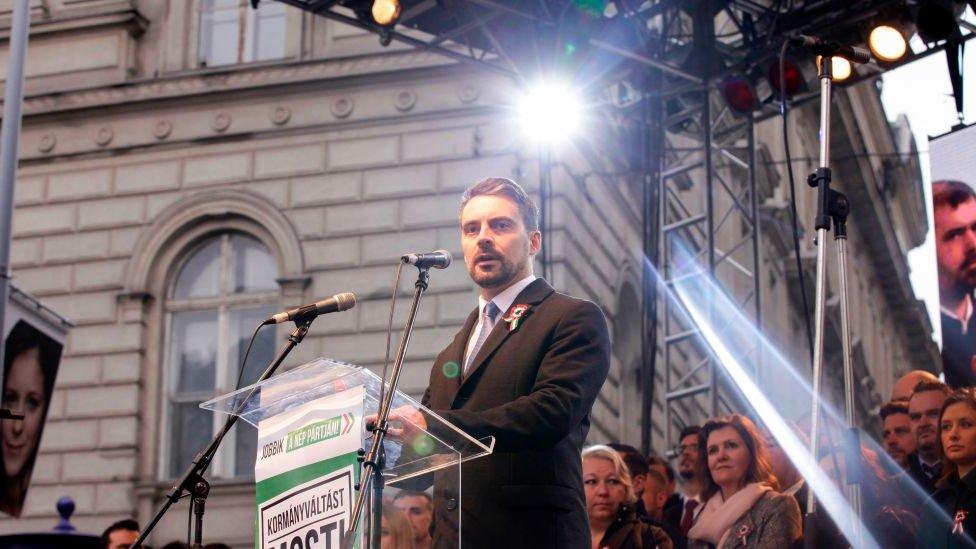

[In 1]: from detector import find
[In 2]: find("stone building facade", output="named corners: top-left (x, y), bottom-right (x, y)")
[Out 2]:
top-left (0, 0), bottom-right (935, 545)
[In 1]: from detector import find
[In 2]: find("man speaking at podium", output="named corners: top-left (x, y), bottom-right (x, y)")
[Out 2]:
top-left (396, 177), bottom-right (611, 548)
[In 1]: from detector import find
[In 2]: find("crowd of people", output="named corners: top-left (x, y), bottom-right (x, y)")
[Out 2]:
top-left (96, 489), bottom-right (434, 549)
top-left (578, 369), bottom-right (976, 549)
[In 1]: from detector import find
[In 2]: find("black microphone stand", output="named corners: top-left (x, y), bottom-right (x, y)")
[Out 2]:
top-left (345, 266), bottom-right (430, 549)
top-left (133, 319), bottom-right (314, 549)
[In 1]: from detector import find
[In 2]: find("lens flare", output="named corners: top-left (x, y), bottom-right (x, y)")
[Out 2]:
top-left (517, 82), bottom-right (582, 144)
top-left (646, 239), bottom-right (962, 548)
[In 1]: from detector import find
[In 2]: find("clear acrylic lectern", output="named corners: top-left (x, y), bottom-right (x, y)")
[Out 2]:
top-left (202, 358), bottom-right (494, 548)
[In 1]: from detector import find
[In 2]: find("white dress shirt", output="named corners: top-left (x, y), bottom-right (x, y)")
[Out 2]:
top-left (463, 274), bottom-right (537, 367)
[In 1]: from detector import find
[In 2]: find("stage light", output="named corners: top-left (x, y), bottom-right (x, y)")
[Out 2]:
top-left (767, 59), bottom-right (804, 96)
top-left (720, 77), bottom-right (758, 113)
top-left (517, 82), bottom-right (582, 144)
top-left (371, 0), bottom-right (400, 26)
top-left (868, 25), bottom-right (908, 62)
top-left (818, 56), bottom-right (852, 82)
top-left (831, 57), bottom-right (852, 81)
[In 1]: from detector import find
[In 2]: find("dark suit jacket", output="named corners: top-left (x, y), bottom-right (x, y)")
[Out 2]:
top-left (941, 311), bottom-right (976, 388)
top-left (662, 493), bottom-right (684, 537)
top-left (420, 278), bottom-right (611, 549)
top-left (917, 469), bottom-right (976, 548)
top-left (908, 453), bottom-right (942, 496)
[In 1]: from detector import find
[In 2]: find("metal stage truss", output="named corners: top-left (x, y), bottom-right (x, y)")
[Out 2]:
top-left (273, 0), bottom-right (973, 453)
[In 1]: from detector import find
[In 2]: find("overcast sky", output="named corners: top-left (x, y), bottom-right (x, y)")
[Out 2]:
top-left (879, 19), bottom-right (976, 346)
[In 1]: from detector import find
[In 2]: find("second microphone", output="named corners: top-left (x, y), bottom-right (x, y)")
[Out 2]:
top-left (263, 292), bottom-right (357, 325)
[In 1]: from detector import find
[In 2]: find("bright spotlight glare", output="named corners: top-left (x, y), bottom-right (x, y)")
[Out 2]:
top-left (832, 57), bottom-right (853, 81)
top-left (518, 84), bottom-right (581, 144)
top-left (371, 0), bottom-right (400, 26)
top-left (660, 242), bottom-right (880, 549)
top-left (868, 25), bottom-right (907, 62)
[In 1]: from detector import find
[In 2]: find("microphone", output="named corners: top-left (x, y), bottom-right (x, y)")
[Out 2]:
top-left (401, 250), bottom-right (452, 269)
top-left (788, 35), bottom-right (872, 64)
top-left (263, 292), bottom-right (357, 325)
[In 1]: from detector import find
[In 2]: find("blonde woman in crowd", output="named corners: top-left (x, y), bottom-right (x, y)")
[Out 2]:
top-left (584, 445), bottom-right (673, 549)
top-left (381, 502), bottom-right (416, 549)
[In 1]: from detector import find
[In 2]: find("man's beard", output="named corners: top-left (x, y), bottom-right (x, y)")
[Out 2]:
top-left (470, 254), bottom-right (523, 289)
top-left (678, 469), bottom-right (695, 481)
top-left (955, 253), bottom-right (976, 290)
top-left (918, 438), bottom-right (935, 453)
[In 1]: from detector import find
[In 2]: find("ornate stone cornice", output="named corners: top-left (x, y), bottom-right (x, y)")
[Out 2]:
top-left (20, 51), bottom-right (456, 117)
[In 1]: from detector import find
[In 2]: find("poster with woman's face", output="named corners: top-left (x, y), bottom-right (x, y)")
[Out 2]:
top-left (0, 320), bottom-right (62, 517)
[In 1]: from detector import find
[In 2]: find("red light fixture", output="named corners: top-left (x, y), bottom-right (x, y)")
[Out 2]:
top-left (768, 59), bottom-right (804, 97)
top-left (721, 77), bottom-right (758, 114)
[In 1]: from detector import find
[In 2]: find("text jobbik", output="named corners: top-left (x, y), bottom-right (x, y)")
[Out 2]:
top-left (254, 385), bottom-right (364, 549)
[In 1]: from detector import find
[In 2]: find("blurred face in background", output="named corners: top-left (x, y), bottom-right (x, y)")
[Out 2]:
top-left (910, 390), bottom-right (947, 457)
top-left (882, 412), bottom-right (915, 468)
top-left (105, 528), bottom-right (138, 549)
top-left (393, 494), bottom-right (433, 544)
top-left (584, 456), bottom-right (627, 523)
top-left (1, 348), bottom-right (45, 478)
top-left (647, 461), bottom-right (675, 499)
top-left (764, 432), bottom-right (787, 477)
top-left (641, 474), bottom-right (668, 520)
top-left (677, 433), bottom-right (700, 481)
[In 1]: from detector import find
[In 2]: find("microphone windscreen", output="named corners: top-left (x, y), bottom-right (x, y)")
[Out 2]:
top-left (335, 292), bottom-right (357, 311)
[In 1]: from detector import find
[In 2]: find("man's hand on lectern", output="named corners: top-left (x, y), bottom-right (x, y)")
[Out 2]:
top-left (365, 405), bottom-right (427, 439)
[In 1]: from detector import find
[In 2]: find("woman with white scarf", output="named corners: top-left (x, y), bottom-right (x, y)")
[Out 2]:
top-left (687, 415), bottom-right (802, 549)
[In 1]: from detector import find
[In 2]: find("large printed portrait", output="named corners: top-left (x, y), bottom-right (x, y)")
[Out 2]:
top-left (931, 124), bottom-right (976, 387)
top-left (0, 320), bottom-right (62, 517)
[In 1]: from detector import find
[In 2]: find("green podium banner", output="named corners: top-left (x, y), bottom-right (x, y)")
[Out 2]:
top-left (254, 384), bottom-right (364, 549)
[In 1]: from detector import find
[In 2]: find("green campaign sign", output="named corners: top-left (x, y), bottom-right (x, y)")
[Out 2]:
top-left (254, 385), bottom-right (364, 549)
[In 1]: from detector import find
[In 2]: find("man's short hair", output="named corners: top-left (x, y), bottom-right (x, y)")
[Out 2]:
top-left (880, 400), bottom-right (910, 421)
top-left (460, 177), bottom-right (540, 232)
top-left (607, 443), bottom-right (648, 477)
top-left (393, 490), bottom-right (433, 506)
top-left (933, 180), bottom-right (976, 210)
top-left (646, 455), bottom-right (675, 483)
top-left (679, 425), bottom-right (701, 442)
top-left (100, 519), bottom-right (139, 548)
top-left (645, 467), bottom-right (668, 488)
top-left (911, 379), bottom-right (951, 400)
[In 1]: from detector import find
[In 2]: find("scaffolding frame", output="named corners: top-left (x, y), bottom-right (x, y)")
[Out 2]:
top-left (272, 0), bottom-right (959, 453)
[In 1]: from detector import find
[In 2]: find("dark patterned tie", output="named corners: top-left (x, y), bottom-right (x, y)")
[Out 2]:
top-left (680, 499), bottom-right (698, 535)
top-left (464, 301), bottom-right (500, 374)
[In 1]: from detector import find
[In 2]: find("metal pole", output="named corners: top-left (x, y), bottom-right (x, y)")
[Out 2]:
top-left (346, 267), bottom-right (430, 546)
top-left (0, 0), bottom-right (32, 396)
top-left (540, 145), bottom-right (552, 281)
top-left (805, 56), bottom-right (832, 521)
top-left (804, 56), bottom-right (862, 548)
top-left (836, 231), bottom-right (862, 549)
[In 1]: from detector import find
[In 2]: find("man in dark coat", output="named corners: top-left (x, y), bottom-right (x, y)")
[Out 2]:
top-left (394, 177), bottom-right (610, 548)
top-left (933, 180), bottom-right (976, 387)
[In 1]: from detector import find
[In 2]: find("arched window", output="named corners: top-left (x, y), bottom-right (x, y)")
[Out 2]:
top-left (162, 232), bottom-right (279, 479)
